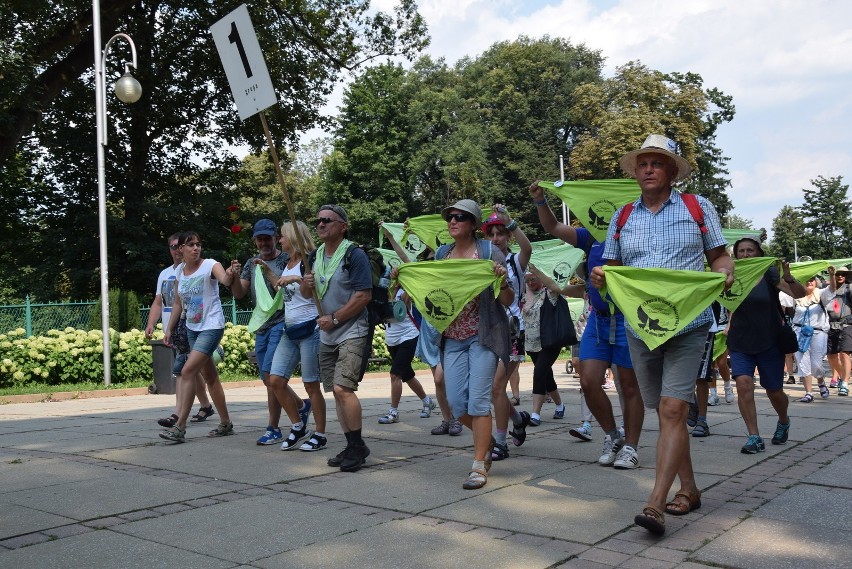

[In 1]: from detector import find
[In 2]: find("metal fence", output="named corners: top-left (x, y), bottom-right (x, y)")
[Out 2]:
top-left (0, 296), bottom-right (253, 337)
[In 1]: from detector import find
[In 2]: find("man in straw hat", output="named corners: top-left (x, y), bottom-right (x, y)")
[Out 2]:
top-left (591, 134), bottom-right (734, 535)
top-left (821, 265), bottom-right (852, 395)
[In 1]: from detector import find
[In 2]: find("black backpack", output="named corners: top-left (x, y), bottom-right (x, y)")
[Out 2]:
top-left (308, 243), bottom-right (392, 327)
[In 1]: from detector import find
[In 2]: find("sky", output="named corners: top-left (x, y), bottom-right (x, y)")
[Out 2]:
top-left (315, 0), bottom-right (852, 238)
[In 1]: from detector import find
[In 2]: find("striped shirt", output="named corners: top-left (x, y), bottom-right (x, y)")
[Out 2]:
top-left (602, 190), bottom-right (727, 335)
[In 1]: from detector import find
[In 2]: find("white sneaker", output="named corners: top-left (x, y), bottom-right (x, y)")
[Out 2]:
top-left (378, 412), bottom-right (399, 424)
top-left (598, 434), bottom-right (624, 466)
top-left (419, 398), bottom-right (436, 418)
top-left (724, 384), bottom-right (735, 404)
top-left (613, 445), bottom-right (639, 469)
top-left (708, 393), bottom-right (720, 406)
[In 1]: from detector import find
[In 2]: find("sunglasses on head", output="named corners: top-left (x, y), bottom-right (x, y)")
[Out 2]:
top-left (314, 217), bottom-right (342, 227)
top-left (446, 213), bottom-right (473, 223)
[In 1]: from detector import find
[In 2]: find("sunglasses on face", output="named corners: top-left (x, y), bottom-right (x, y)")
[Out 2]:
top-left (446, 213), bottom-right (473, 223)
top-left (169, 244), bottom-right (179, 250)
top-left (314, 217), bottom-right (342, 227)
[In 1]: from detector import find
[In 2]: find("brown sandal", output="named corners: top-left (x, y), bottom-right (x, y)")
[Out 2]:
top-left (634, 506), bottom-right (666, 535)
top-left (665, 490), bottom-right (702, 516)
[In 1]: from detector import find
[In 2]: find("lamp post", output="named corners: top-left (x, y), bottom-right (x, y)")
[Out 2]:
top-left (93, 0), bottom-right (142, 385)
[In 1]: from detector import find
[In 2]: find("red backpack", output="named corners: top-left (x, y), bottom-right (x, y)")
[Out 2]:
top-left (613, 192), bottom-right (708, 240)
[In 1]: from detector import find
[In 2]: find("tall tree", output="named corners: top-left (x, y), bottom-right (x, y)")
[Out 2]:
top-left (770, 205), bottom-right (804, 262)
top-left (798, 175), bottom-right (852, 259)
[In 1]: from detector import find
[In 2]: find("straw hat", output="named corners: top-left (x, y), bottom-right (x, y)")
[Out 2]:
top-left (619, 134), bottom-right (692, 182)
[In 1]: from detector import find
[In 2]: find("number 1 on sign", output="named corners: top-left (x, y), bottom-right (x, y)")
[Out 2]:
top-left (228, 21), bottom-right (253, 78)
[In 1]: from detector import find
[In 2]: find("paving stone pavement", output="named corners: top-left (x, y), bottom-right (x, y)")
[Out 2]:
top-left (0, 364), bottom-right (849, 568)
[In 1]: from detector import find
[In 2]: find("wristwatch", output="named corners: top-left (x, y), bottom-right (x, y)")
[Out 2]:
top-left (331, 313), bottom-right (340, 326)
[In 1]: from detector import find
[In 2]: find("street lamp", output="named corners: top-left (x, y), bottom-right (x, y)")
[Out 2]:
top-left (93, 0), bottom-right (142, 385)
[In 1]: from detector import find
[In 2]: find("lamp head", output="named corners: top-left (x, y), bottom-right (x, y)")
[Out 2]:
top-left (113, 71), bottom-right (142, 104)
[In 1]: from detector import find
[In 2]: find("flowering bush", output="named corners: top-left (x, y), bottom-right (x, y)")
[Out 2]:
top-left (0, 323), bottom-right (397, 388)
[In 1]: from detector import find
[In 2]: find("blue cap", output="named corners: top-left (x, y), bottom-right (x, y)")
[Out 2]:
top-left (252, 219), bottom-right (277, 238)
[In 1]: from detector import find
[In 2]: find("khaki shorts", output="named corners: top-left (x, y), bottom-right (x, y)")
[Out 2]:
top-left (319, 335), bottom-right (371, 393)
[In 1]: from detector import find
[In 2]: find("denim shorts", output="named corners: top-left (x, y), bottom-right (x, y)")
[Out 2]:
top-left (172, 351), bottom-right (188, 375)
top-left (441, 335), bottom-right (497, 417)
top-left (730, 346), bottom-right (785, 390)
top-left (270, 327), bottom-right (320, 383)
top-left (627, 325), bottom-right (709, 408)
top-left (187, 328), bottom-right (224, 357)
top-left (579, 312), bottom-right (633, 369)
top-left (255, 321), bottom-right (285, 381)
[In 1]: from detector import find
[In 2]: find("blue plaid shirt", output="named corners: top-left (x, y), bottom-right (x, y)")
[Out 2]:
top-left (603, 190), bottom-right (727, 335)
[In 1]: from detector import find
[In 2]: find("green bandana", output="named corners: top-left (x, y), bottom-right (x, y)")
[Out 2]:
top-left (380, 222), bottom-right (428, 260)
top-left (313, 238), bottom-right (352, 298)
top-left (529, 243), bottom-right (585, 287)
top-left (396, 259), bottom-right (500, 333)
top-left (378, 247), bottom-right (403, 270)
top-left (722, 228), bottom-right (763, 246)
top-left (789, 260), bottom-right (829, 283)
top-left (247, 264), bottom-right (284, 333)
top-left (602, 266), bottom-right (726, 350)
top-left (716, 257), bottom-right (777, 312)
top-left (537, 179), bottom-right (640, 242)
top-left (712, 332), bottom-right (727, 362)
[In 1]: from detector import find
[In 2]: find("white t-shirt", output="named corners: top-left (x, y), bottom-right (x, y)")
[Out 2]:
top-left (280, 262), bottom-right (318, 326)
top-left (384, 289), bottom-right (419, 346)
top-left (178, 259), bottom-right (225, 331)
top-left (506, 252), bottom-right (525, 330)
top-left (155, 264), bottom-right (179, 330)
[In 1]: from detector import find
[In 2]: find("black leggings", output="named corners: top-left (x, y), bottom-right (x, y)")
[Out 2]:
top-left (530, 345), bottom-right (561, 395)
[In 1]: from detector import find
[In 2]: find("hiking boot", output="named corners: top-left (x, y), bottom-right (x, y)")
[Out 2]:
top-left (449, 419), bottom-right (463, 436)
top-left (327, 447), bottom-right (348, 467)
top-left (613, 445), bottom-right (639, 469)
top-left (510, 411), bottom-right (531, 446)
top-left (771, 420), bottom-right (790, 445)
top-left (741, 434), bottom-right (765, 454)
top-left (569, 422), bottom-right (593, 441)
top-left (598, 434), bottom-right (624, 466)
top-left (256, 426), bottom-right (283, 445)
top-left (339, 441), bottom-right (370, 472)
top-left (159, 425), bottom-right (185, 443)
top-left (378, 411), bottom-right (399, 424)
top-left (420, 398), bottom-right (436, 418)
top-left (280, 424), bottom-right (307, 450)
top-left (431, 420), bottom-right (450, 435)
top-left (207, 422), bottom-right (234, 438)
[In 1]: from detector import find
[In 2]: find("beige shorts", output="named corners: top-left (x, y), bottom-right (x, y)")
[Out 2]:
top-left (319, 335), bottom-right (370, 393)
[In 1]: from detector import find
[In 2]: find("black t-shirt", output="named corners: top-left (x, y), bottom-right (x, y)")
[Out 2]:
top-left (727, 266), bottom-right (781, 354)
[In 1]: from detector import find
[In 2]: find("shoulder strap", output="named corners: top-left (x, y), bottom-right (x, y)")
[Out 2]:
top-left (613, 203), bottom-right (635, 240)
top-left (507, 252), bottom-right (523, 294)
top-left (435, 243), bottom-right (451, 260)
top-left (680, 193), bottom-right (708, 234)
top-left (475, 238), bottom-right (492, 260)
top-left (341, 242), bottom-right (359, 272)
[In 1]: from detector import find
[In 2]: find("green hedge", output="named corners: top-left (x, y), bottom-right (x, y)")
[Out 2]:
top-left (0, 324), bottom-right (393, 389)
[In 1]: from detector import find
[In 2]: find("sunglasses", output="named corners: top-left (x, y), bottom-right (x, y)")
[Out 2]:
top-left (314, 217), bottom-right (342, 227)
top-left (169, 244), bottom-right (179, 250)
top-left (446, 213), bottom-right (473, 223)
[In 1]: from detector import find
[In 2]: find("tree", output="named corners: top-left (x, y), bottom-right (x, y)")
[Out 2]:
top-left (568, 62), bottom-right (735, 218)
top-left (726, 213), bottom-right (754, 230)
top-left (1, 0), bottom-right (428, 300)
top-left (769, 206), bottom-right (803, 261)
top-left (798, 175), bottom-right (852, 259)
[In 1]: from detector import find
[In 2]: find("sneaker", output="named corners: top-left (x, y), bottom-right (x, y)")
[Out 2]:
top-left (741, 434), bottom-right (765, 454)
top-left (339, 441), bottom-right (370, 472)
top-left (256, 426), bottom-right (283, 445)
top-left (431, 420), bottom-right (450, 435)
top-left (552, 406), bottom-right (565, 420)
top-left (378, 412), bottom-right (399, 424)
top-left (724, 384), bottom-right (735, 404)
top-left (299, 399), bottom-right (312, 428)
top-left (603, 380), bottom-right (615, 390)
top-left (820, 384), bottom-right (830, 399)
top-left (839, 382), bottom-right (849, 396)
top-left (159, 425), bottom-right (186, 443)
top-left (420, 398), bottom-right (437, 418)
top-left (449, 419), bottom-right (463, 436)
top-left (299, 433), bottom-right (327, 451)
top-left (707, 393), bottom-right (720, 406)
top-left (207, 422), bottom-right (234, 438)
top-left (598, 434), bottom-right (624, 466)
top-left (771, 420), bottom-right (790, 445)
top-left (529, 415), bottom-right (541, 427)
top-left (510, 411), bottom-right (531, 446)
top-left (830, 379), bottom-right (839, 388)
top-left (687, 402), bottom-right (698, 427)
top-left (280, 425), bottom-right (307, 450)
top-left (613, 445), bottom-right (639, 469)
top-left (691, 419), bottom-right (710, 437)
top-left (569, 422), bottom-right (593, 441)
